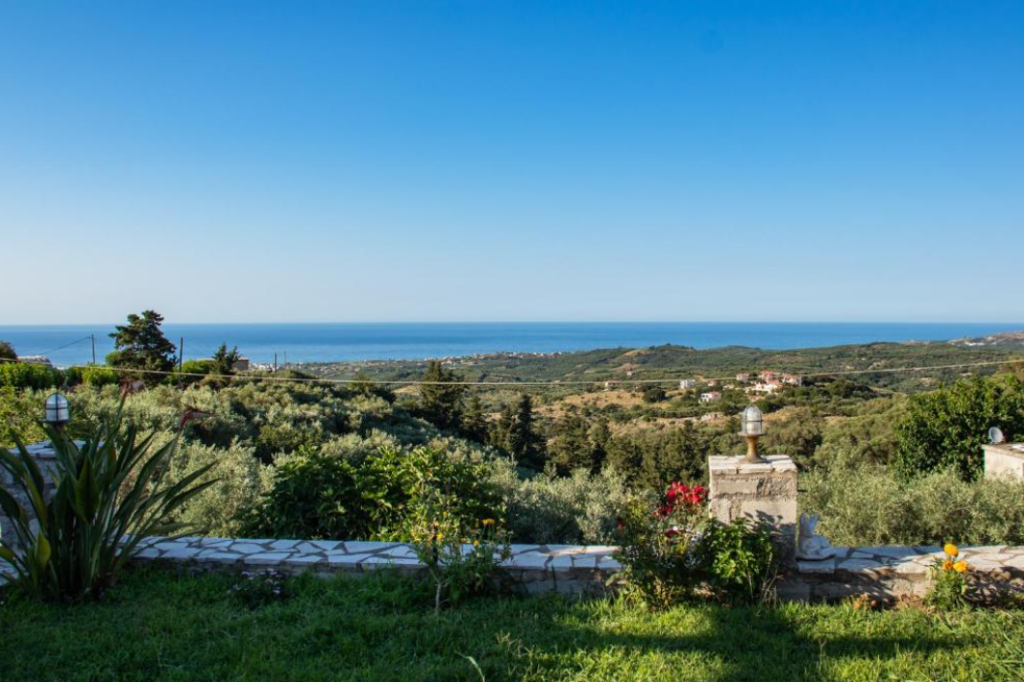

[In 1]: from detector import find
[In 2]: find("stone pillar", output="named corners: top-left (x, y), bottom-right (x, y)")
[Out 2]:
top-left (708, 454), bottom-right (798, 560)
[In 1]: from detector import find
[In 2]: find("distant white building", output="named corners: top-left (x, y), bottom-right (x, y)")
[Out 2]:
top-left (679, 379), bottom-right (696, 389)
top-left (232, 357), bottom-right (251, 372)
top-left (700, 391), bottom-right (722, 403)
top-left (781, 373), bottom-right (803, 386)
top-left (751, 380), bottom-right (783, 395)
top-left (759, 370), bottom-right (778, 382)
top-left (736, 373), bottom-right (751, 383)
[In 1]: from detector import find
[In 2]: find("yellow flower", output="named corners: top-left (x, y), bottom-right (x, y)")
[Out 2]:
top-left (942, 559), bottom-right (954, 571)
top-left (944, 543), bottom-right (959, 558)
top-left (953, 561), bottom-right (968, 574)
top-left (473, 540), bottom-right (480, 547)
top-left (435, 533), bottom-right (444, 542)
top-left (482, 518), bottom-right (495, 527)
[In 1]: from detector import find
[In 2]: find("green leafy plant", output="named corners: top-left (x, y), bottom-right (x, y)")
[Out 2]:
top-left (925, 543), bottom-right (970, 610)
top-left (240, 446), bottom-right (364, 539)
top-left (0, 402), bottom-right (216, 601)
top-left (695, 517), bottom-right (776, 603)
top-left (404, 466), bottom-right (510, 614)
top-left (242, 445), bottom-right (504, 543)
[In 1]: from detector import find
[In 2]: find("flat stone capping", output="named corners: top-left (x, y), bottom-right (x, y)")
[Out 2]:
top-left (126, 536), bottom-right (623, 596)
top-left (118, 536), bottom-right (1024, 601)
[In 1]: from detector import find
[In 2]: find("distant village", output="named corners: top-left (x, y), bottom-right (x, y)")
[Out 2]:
top-left (691, 371), bottom-right (803, 403)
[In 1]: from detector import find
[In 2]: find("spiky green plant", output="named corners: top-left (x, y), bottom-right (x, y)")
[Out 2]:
top-left (0, 401), bottom-right (216, 601)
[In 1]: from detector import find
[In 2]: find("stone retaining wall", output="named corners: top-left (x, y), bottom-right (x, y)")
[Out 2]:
top-left (125, 535), bottom-right (1024, 602)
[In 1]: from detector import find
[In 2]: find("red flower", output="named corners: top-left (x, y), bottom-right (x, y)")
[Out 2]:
top-left (664, 528), bottom-right (681, 538)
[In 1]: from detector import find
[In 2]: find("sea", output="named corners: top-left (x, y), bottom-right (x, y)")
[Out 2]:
top-left (1, 322), bottom-right (1022, 368)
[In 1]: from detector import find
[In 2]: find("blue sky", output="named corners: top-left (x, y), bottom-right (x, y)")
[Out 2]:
top-left (1, 1), bottom-right (1022, 324)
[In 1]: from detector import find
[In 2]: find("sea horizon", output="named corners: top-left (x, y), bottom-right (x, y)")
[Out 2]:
top-left (2, 321), bottom-right (1022, 368)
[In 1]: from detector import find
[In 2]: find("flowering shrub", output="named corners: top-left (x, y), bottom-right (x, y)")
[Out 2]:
top-left (614, 482), bottom-right (778, 609)
top-left (926, 543), bottom-right (970, 610)
top-left (613, 483), bottom-right (709, 610)
top-left (230, 570), bottom-right (289, 609)
top-left (405, 469), bottom-right (511, 613)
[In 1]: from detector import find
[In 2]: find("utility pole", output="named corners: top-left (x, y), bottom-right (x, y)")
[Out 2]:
top-left (90, 334), bottom-right (96, 365)
top-left (179, 337), bottom-right (185, 371)
top-left (274, 353), bottom-right (278, 372)
top-left (283, 350), bottom-right (287, 368)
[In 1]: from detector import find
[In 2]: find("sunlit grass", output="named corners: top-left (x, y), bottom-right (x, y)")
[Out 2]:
top-left (2, 568), bottom-right (1023, 681)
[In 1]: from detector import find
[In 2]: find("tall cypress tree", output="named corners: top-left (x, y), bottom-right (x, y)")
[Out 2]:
top-left (494, 393), bottom-right (545, 470)
top-left (418, 360), bottom-right (467, 430)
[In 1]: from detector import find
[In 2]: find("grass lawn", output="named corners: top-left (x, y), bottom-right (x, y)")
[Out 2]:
top-left (2, 568), bottom-right (1023, 681)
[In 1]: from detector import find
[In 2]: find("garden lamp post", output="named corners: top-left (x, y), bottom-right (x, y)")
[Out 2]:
top-left (44, 392), bottom-right (71, 432)
top-left (739, 404), bottom-right (765, 463)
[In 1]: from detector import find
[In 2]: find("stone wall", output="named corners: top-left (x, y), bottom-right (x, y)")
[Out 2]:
top-left (127, 535), bottom-right (1024, 602)
top-left (0, 441), bottom-right (61, 551)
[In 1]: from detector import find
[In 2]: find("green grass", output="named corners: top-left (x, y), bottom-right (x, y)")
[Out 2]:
top-left (2, 568), bottom-right (1023, 681)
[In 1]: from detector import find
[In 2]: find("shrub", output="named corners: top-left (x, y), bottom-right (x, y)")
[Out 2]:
top-left (695, 517), bottom-right (776, 603)
top-left (405, 471), bottom-right (510, 613)
top-left (241, 445), bottom-right (504, 542)
top-left (613, 483), bottom-right (709, 610)
top-left (0, 404), bottom-right (215, 601)
top-left (894, 375), bottom-right (1024, 481)
top-left (240, 446), bottom-right (363, 540)
top-left (166, 439), bottom-right (272, 537)
top-left (802, 462), bottom-right (1024, 546)
top-left (0, 362), bottom-right (61, 390)
top-left (493, 464), bottom-right (629, 545)
top-left (0, 387), bottom-right (46, 450)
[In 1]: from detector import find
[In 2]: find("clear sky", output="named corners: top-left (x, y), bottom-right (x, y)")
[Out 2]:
top-left (1, 1), bottom-right (1022, 324)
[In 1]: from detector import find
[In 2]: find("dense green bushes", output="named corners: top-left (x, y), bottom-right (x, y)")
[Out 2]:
top-left (802, 461), bottom-right (1024, 546)
top-left (0, 362), bottom-right (62, 390)
top-left (241, 446), bottom-right (504, 541)
top-left (894, 375), bottom-right (1024, 480)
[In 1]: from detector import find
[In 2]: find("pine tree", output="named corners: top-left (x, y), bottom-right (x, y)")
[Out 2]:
top-left (0, 341), bottom-right (16, 361)
top-left (460, 395), bottom-right (489, 443)
top-left (494, 393), bottom-right (545, 469)
top-left (418, 360), bottom-right (467, 430)
top-left (211, 343), bottom-right (241, 376)
top-left (108, 310), bottom-right (177, 384)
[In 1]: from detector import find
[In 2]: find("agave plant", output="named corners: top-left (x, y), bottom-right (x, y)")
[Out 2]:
top-left (0, 401), bottom-right (216, 601)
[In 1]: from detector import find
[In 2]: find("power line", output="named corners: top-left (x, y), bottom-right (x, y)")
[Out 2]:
top-left (32, 335), bottom-right (95, 358)
top-left (1, 355), bottom-right (1021, 387)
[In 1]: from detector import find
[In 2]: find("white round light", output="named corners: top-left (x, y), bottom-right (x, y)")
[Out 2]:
top-left (44, 392), bottom-right (71, 425)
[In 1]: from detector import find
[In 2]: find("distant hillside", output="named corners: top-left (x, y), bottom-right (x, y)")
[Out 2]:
top-left (950, 329), bottom-right (1024, 348)
top-left (301, 337), bottom-right (1023, 395)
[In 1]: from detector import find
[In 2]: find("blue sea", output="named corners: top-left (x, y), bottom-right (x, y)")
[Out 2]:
top-left (0, 322), bottom-right (1021, 368)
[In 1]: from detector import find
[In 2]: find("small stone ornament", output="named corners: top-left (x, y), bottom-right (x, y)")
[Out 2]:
top-left (796, 513), bottom-right (837, 561)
